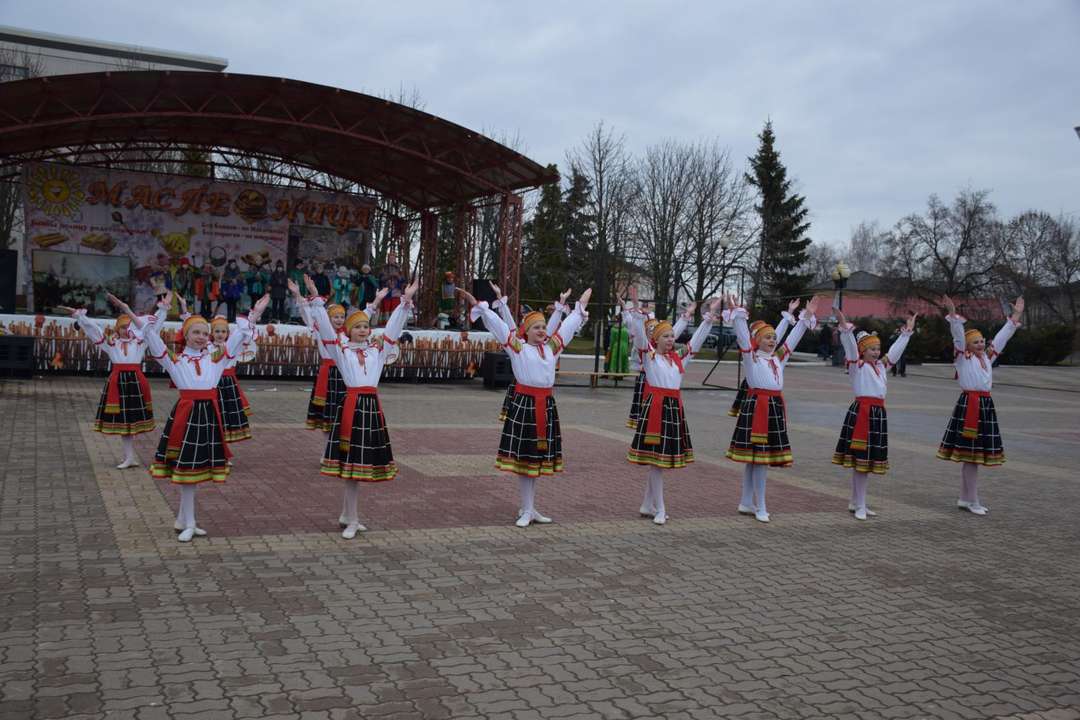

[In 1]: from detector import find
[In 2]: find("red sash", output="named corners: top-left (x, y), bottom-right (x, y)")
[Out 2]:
top-left (749, 389), bottom-right (784, 445)
top-left (338, 386), bottom-right (382, 452)
top-left (515, 383), bottom-right (553, 450)
top-left (962, 390), bottom-right (991, 439)
top-left (849, 396), bottom-right (885, 451)
top-left (106, 363), bottom-right (150, 413)
top-left (167, 389), bottom-right (231, 459)
top-left (313, 358), bottom-right (336, 404)
top-left (221, 367), bottom-right (250, 411)
top-left (642, 384), bottom-right (682, 446)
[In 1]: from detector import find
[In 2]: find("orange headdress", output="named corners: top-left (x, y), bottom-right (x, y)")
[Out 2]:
top-left (115, 315), bottom-right (132, 332)
top-left (650, 320), bottom-right (673, 345)
top-left (964, 328), bottom-right (984, 344)
top-left (856, 331), bottom-right (880, 353)
top-left (344, 309), bottom-right (370, 334)
top-left (181, 315), bottom-right (209, 337)
top-left (210, 315), bottom-right (229, 331)
top-left (750, 320), bottom-right (775, 349)
top-left (518, 310), bottom-right (545, 339)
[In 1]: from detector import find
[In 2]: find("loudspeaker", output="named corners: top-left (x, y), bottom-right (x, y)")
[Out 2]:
top-left (471, 279), bottom-right (498, 330)
top-left (0, 249), bottom-right (16, 313)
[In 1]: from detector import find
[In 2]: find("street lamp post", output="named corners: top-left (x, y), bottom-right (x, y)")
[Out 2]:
top-left (830, 260), bottom-right (852, 367)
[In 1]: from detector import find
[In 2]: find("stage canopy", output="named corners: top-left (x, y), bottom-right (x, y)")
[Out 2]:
top-left (0, 70), bottom-right (557, 315)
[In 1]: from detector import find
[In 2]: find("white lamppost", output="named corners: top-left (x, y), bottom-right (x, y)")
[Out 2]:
top-left (831, 260), bottom-right (852, 313)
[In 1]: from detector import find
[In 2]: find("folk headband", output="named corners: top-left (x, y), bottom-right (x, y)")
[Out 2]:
top-left (210, 315), bottom-right (229, 330)
top-left (651, 320), bottom-right (673, 344)
top-left (964, 328), bottom-right (984, 343)
top-left (518, 310), bottom-right (546, 338)
top-left (327, 303), bottom-right (346, 318)
top-left (856, 331), bottom-right (880, 353)
top-left (181, 315), bottom-right (209, 336)
top-left (344, 310), bottom-right (370, 333)
top-left (115, 315), bottom-right (132, 330)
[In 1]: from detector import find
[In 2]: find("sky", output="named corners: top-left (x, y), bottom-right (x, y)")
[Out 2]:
top-left (3, 0), bottom-right (1079, 250)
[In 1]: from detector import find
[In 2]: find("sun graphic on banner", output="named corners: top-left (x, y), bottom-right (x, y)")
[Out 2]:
top-left (27, 165), bottom-right (85, 218)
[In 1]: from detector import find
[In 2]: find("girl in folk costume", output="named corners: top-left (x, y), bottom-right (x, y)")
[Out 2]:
top-left (460, 285), bottom-right (592, 528)
top-left (489, 284), bottom-right (570, 423)
top-left (621, 293), bottom-right (692, 430)
top-left (627, 297), bottom-right (723, 524)
top-left (129, 291), bottom-right (269, 542)
top-left (299, 275), bottom-right (417, 539)
top-left (726, 299), bottom-right (801, 418)
top-left (179, 296), bottom-right (255, 444)
top-left (292, 282), bottom-right (348, 432)
top-left (937, 295), bottom-right (1024, 516)
top-left (59, 296), bottom-right (159, 469)
top-left (725, 293), bottom-right (819, 523)
top-left (831, 308), bottom-right (917, 520)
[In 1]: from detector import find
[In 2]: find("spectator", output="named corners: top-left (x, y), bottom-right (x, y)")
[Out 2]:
top-left (194, 262), bottom-right (219, 317)
top-left (354, 263), bottom-right (378, 308)
top-left (269, 260), bottom-right (288, 322)
top-left (332, 266), bottom-right (353, 308)
top-left (245, 261), bottom-right (268, 312)
top-left (221, 259), bottom-right (244, 322)
top-left (311, 262), bottom-right (332, 297)
top-left (379, 254), bottom-right (404, 323)
top-left (818, 324), bottom-right (832, 362)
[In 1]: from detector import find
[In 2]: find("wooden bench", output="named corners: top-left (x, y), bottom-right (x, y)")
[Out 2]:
top-left (556, 370), bottom-right (639, 388)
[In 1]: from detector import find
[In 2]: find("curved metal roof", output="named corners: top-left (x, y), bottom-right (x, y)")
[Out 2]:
top-left (0, 70), bottom-right (557, 209)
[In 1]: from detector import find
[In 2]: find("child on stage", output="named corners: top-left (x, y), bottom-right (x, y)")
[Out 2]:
top-left (489, 284), bottom-right (570, 423)
top-left (937, 295), bottom-right (1024, 516)
top-left (60, 296), bottom-right (158, 469)
top-left (831, 308), bottom-right (917, 520)
top-left (727, 299), bottom-right (801, 418)
top-left (125, 291), bottom-right (268, 542)
top-left (299, 275), bottom-right (417, 539)
top-left (725, 293), bottom-right (819, 523)
top-left (627, 296), bottom-right (722, 524)
top-left (460, 284), bottom-right (592, 527)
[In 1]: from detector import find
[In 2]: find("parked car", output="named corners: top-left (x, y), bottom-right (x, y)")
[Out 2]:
top-left (676, 323), bottom-right (736, 349)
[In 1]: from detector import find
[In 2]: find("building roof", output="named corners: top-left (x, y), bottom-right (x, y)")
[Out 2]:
top-left (0, 25), bottom-right (228, 71)
top-left (0, 70), bottom-right (558, 209)
top-left (809, 270), bottom-right (886, 292)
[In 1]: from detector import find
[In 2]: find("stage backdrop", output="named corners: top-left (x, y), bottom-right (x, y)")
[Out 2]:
top-left (23, 162), bottom-right (376, 312)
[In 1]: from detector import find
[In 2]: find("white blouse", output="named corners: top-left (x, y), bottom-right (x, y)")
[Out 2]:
top-left (141, 309), bottom-right (255, 390)
top-left (839, 325), bottom-right (912, 399)
top-left (628, 310), bottom-right (714, 390)
top-left (624, 303), bottom-right (691, 372)
top-left (472, 300), bottom-right (587, 388)
top-left (74, 312), bottom-right (152, 365)
top-left (306, 297), bottom-right (408, 388)
top-left (948, 315), bottom-right (1020, 392)
top-left (731, 307), bottom-right (812, 391)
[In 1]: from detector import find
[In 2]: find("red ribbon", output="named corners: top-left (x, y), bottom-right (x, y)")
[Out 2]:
top-left (849, 396), bottom-right (885, 451)
top-left (313, 358), bottom-right (335, 406)
top-left (664, 351), bottom-right (685, 373)
top-left (749, 388), bottom-right (784, 445)
top-left (642, 384), bottom-right (683, 446)
top-left (338, 386), bottom-right (382, 452)
top-left (105, 363), bottom-right (150, 414)
top-left (515, 383), bottom-right (553, 450)
top-left (962, 390), bottom-right (991, 439)
top-left (221, 367), bottom-right (250, 411)
top-left (166, 389), bottom-right (231, 460)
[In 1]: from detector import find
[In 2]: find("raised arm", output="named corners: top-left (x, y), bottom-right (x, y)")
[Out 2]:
top-left (835, 307), bottom-right (858, 362)
top-left (551, 289), bottom-right (591, 352)
top-left (463, 288), bottom-right (513, 346)
top-left (628, 308), bottom-right (649, 351)
top-left (684, 300), bottom-right (719, 356)
top-left (942, 295), bottom-right (966, 353)
top-left (489, 282), bottom-right (516, 326)
top-left (138, 299), bottom-right (176, 372)
top-left (990, 297), bottom-right (1023, 355)
top-left (728, 295), bottom-right (751, 352)
top-left (672, 302), bottom-right (695, 341)
top-left (779, 296), bottom-right (819, 364)
top-left (382, 279), bottom-right (417, 344)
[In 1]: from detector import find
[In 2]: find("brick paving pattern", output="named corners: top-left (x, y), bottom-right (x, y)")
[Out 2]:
top-left (2, 361), bottom-right (1079, 719)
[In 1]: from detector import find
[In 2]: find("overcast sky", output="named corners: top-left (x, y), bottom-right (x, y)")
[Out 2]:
top-left (4, 0), bottom-right (1079, 250)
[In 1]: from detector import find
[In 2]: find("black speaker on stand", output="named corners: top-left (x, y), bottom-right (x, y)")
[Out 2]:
top-left (0, 249), bottom-right (16, 313)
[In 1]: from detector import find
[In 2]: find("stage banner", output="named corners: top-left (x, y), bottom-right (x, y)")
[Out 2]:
top-left (23, 162), bottom-right (376, 312)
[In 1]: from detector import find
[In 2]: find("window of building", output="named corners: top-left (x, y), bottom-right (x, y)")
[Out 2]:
top-left (0, 64), bottom-right (30, 82)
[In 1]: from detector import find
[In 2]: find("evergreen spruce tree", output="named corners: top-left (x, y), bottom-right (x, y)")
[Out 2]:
top-left (562, 168), bottom-right (596, 293)
top-left (521, 166), bottom-right (566, 305)
top-left (746, 121), bottom-right (813, 320)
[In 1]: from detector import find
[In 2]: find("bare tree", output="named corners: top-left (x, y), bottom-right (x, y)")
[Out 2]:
top-left (629, 140), bottom-right (696, 317)
top-left (0, 46), bottom-right (45, 248)
top-left (681, 140), bottom-right (753, 317)
top-left (847, 220), bottom-right (891, 274)
top-left (802, 242), bottom-right (840, 285)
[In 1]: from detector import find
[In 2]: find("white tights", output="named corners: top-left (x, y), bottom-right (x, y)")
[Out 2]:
top-left (642, 467), bottom-right (665, 516)
top-left (342, 481), bottom-right (360, 523)
top-left (960, 462), bottom-right (980, 505)
top-left (176, 485), bottom-right (197, 530)
top-left (121, 436), bottom-right (135, 463)
top-left (850, 470), bottom-right (869, 511)
top-left (518, 477), bottom-right (536, 517)
top-left (740, 465), bottom-right (769, 513)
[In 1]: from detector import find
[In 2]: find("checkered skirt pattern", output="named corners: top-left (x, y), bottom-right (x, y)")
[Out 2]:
top-left (626, 371), bottom-right (646, 428)
top-left (93, 371), bottom-right (155, 436)
top-left (496, 391), bottom-right (563, 477)
top-left (726, 393), bottom-right (793, 466)
top-left (320, 393), bottom-right (397, 482)
top-left (728, 378), bottom-right (749, 417)
top-left (306, 365), bottom-right (346, 432)
top-left (832, 401), bottom-right (889, 474)
top-left (627, 394), bottom-right (694, 469)
top-left (217, 374), bottom-right (252, 443)
top-left (937, 393), bottom-right (1005, 466)
top-left (150, 400), bottom-right (230, 484)
top-left (497, 383), bottom-right (514, 422)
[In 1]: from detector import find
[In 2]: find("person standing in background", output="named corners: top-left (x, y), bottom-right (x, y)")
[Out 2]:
top-left (312, 262), bottom-right (332, 298)
top-left (269, 260), bottom-right (288, 322)
top-left (354, 263), bottom-right (378, 310)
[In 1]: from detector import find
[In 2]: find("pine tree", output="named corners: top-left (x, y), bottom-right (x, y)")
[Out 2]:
top-left (561, 168), bottom-right (596, 293)
top-left (746, 121), bottom-right (813, 319)
top-left (521, 166), bottom-right (566, 306)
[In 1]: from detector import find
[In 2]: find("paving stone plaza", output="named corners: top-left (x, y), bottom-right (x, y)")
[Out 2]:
top-left (2, 360), bottom-right (1079, 719)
